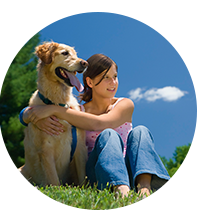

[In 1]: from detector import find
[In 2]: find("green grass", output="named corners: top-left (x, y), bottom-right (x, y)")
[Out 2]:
top-left (38, 184), bottom-right (148, 210)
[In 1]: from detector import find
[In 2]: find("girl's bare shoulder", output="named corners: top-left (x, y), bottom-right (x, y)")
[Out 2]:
top-left (113, 97), bottom-right (134, 110)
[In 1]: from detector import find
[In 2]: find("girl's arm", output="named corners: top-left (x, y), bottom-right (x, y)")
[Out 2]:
top-left (27, 98), bottom-right (134, 131)
top-left (22, 107), bottom-right (65, 135)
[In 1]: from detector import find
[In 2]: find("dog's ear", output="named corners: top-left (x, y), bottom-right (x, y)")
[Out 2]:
top-left (35, 42), bottom-right (59, 64)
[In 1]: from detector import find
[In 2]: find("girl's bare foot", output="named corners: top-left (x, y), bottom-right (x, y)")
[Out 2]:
top-left (115, 185), bottom-right (130, 198)
top-left (136, 173), bottom-right (152, 198)
top-left (137, 187), bottom-right (150, 198)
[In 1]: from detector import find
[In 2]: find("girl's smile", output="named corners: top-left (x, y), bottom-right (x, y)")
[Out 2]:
top-left (107, 88), bottom-right (116, 92)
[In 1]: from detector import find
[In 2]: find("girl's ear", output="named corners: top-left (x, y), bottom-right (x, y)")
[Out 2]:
top-left (86, 77), bottom-right (93, 88)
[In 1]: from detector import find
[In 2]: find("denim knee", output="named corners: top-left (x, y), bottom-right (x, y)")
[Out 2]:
top-left (95, 128), bottom-right (124, 154)
top-left (131, 125), bottom-right (151, 136)
top-left (100, 128), bottom-right (116, 136)
top-left (127, 125), bottom-right (154, 148)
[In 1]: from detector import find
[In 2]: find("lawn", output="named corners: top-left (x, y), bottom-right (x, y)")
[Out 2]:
top-left (38, 184), bottom-right (148, 210)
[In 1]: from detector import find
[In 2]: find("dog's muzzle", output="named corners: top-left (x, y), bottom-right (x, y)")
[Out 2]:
top-left (78, 60), bottom-right (89, 73)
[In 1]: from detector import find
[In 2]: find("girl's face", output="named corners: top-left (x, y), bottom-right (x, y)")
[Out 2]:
top-left (87, 64), bottom-right (119, 99)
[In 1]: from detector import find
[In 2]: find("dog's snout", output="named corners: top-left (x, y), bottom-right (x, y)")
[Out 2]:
top-left (80, 60), bottom-right (89, 68)
top-left (78, 60), bottom-right (89, 73)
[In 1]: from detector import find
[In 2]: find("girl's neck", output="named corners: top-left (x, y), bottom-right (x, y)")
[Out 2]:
top-left (90, 96), bottom-right (115, 114)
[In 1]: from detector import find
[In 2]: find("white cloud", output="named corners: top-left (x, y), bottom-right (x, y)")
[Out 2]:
top-left (128, 86), bottom-right (188, 102)
top-left (127, 88), bottom-right (144, 101)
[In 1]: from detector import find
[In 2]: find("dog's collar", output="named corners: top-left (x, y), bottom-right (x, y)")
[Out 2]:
top-left (38, 91), bottom-right (69, 108)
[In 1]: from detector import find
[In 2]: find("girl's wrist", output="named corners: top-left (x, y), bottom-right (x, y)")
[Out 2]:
top-left (51, 105), bottom-right (58, 116)
top-left (23, 108), bottom-right (31, 124)
top-left (53, 105), bottom-right (68, 118)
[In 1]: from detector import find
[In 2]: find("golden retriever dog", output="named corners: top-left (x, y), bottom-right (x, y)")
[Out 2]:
top-left (19, 42), bottom-right (88, 186)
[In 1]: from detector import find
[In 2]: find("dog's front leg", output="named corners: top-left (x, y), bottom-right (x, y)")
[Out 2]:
top-left (40, 153), bottom-right (60, 186)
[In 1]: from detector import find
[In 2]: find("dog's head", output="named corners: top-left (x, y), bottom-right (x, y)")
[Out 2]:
top-left (35, 42), bottom-right (88, 92)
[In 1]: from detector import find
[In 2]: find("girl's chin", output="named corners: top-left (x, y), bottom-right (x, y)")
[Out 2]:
top-left (106, 90), bottom-right (117, 97)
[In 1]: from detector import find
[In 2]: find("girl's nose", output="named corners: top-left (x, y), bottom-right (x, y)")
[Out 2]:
top-left (110, 77), bottom-right (117, 84)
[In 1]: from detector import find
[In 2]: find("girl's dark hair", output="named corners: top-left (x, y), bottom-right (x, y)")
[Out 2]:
top-left (79, 54), bottom-right (118, 102)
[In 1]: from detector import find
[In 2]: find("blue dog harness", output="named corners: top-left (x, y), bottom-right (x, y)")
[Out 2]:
top-left (37, 91), bottom-right (77, 162)
top-left (19, 92), bottom-right (78, 161)
top-left (70, 126), bottom-right (77, 162)
top-left (26, 91), bottom-right (77, 161)
top-left (38, 91), bottom-right (77, 161)
top-left (38, 91), bottom-right (69, 108)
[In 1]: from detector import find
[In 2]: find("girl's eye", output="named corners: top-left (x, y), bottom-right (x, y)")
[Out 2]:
top-left (104, 75), bottom-right (117, 79)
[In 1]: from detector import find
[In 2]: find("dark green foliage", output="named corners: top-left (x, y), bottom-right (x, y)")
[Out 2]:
top-left (161, 143), bottom-right (197, 180)
top-left (0, 33), bottom-right (40, 167)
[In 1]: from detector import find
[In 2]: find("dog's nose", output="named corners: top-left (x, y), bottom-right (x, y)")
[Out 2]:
top-left (80, 60), bottom-right (89, 68)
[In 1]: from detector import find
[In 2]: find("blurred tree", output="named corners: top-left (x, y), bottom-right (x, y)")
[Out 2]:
top-left (0, 33), bottom-right (40, 167)
top-left (160, 143), bottom-right (191, 177)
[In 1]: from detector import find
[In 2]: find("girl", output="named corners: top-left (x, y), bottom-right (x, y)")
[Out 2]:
top-left (21, 54), bottom-right (170, 198)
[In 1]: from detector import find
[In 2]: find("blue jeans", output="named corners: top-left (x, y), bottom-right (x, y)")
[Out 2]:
top-left (86, 126), bottom-right (170, 191)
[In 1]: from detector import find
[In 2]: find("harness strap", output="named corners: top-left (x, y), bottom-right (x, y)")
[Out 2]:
top-left (70, 126), bottom-right (77, 162)
top-left (38, 91), bottom-right (68, 107)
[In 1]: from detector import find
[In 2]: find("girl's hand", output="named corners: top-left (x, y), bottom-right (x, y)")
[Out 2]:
top-left (35, 116), bottom-right (64, 136)
top-left (28, 105), bottom-right (55, 124)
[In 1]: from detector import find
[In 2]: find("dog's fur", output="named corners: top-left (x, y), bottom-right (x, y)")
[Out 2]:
top-left (19, 42), bottom-right (88, 186)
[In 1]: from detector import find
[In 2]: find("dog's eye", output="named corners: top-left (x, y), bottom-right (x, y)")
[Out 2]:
top-left (62, 51), bottom-right (69, 56)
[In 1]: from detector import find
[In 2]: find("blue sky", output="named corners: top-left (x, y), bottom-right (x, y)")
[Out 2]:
top-left (39, 12), bottom-right (196, 159)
